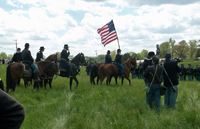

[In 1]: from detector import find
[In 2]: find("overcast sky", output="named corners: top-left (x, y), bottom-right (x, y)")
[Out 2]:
top-left (0, 0), bottom-right (200, 58)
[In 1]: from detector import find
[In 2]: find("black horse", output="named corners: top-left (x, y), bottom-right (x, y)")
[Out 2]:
top-left (59, 53), bottom-right (86, 90)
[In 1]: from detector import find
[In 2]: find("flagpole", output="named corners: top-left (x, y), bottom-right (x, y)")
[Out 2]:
top-left (112, 19), bottom-right (120, 49)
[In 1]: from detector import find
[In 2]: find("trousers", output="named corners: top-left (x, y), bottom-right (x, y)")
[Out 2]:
top-left (164, 85), bottom-right (178, 109)
top-left (146, 83), bottom-right (161, 112)
top-left (30, 63), bottom-right (39, 73)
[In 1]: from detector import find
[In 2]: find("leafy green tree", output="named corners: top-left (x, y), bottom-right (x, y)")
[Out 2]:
top-left (136, 53), bottom-right (144, 60)
top-left (173, 40), bottom-right (189, 58)
top-left (110, 50), bottom-right (116, 60)
top-left (196, 48), bottom-right (200, 58)
top-left (169, 38), bottom-right (176, 58)
top-left (122, 53), bottom-right (130, 62)
top-left (141, 49), bottom-right (148, 58)
top-left (160, 42), bottom-right (171, 58)
top-left (7, 54), bottom-right (13, 60)
top-left (129, 52), bottom-right (137, 57)
top-left (97, 54), bottom-right (105, 63)
top-left (0, 52), bottom-right (7, 59)
top-left (188, 40), bottom-right (198, 58)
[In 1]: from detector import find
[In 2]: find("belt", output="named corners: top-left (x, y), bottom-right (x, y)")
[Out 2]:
top-left (60, 58), bottom-right (67, 61)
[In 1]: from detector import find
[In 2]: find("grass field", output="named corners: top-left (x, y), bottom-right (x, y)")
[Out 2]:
top-left (1, 60), bottom-right (200, 129)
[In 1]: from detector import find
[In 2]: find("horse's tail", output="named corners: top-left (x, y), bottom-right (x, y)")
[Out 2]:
top-left (6, 64), bottom-right (12, 92)
top-left (90, 65), bottom-right (94, 84)
top-left (98, 64), bottom-right (105, 81)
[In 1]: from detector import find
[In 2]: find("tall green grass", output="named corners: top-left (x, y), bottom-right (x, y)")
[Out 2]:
top-left (0, 61), bottom-right (200, 129)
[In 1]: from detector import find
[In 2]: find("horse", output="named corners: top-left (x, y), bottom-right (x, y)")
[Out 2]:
top-left (6, 56), bottom-right (59, 92)
top-left (59, 53), bottom-right (86, 90)
top-left (90, 63), bottom-right (118, 85)
top-left (34, 60), bottom-right (59, 90)
top-left (39, 53), bottom-right (59, 89)
top-left (45, 53), bottom-right (86, 90)
top-left (98, 57), bottom-right (137, 86)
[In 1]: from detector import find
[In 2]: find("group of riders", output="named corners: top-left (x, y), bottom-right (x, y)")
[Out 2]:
top-left (11, 43), bottom-right (72, 82)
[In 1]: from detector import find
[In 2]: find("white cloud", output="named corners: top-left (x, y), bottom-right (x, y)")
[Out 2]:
top-left (1, 0), bottom-right (200, 58)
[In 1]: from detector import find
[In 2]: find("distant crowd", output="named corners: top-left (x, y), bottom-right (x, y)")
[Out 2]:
top-left (130, 63), bottom-right (200, 81)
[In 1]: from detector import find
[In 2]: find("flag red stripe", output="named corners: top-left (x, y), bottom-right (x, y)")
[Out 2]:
top-left (97, 20), bottom-right (118, 47)
top-left (103, 38), bottom-right (118, 46)
top-left (101, 31), bottom-right (116, 41)
top-left (102, 36), bottom-right (118, 45)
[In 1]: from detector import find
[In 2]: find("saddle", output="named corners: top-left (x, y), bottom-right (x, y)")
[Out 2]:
top-left (113, 62), bottom-right (119, 71)
top-left (23, 64), bottom-right (32, 78)
top-left (59, 63), bottom-right (78, 77)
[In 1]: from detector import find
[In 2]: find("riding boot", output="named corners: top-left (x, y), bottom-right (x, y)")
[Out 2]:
top-left (34, 73), bottom-right (41, 82)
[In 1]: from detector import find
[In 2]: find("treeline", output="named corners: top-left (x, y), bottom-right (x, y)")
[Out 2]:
top-left (159, 38), bottom-right (200, 58)
top-left (85, 49), bottom-right (148, 63)
top-left (85, 38), bottom-right (200, 63)
top-left (0, 52), bottom-right (12, 59)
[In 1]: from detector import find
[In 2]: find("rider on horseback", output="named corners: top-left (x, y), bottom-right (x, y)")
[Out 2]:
top-left (60, 44), bottom-right (71, 78)
top-left (35, 46), bottom-right (45, 62)
top-left (21, 43), bottom-right (40, 82)
top-left (105, 50), bottom-right (112, 64)
top-left (11, 48), bottom-right (22, 63)
top-left (114, 49), bottom-right (125, 77)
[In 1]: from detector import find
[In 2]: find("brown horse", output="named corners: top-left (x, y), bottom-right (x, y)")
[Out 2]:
top-left (6, 55), bottom-right (59, 92)
top-left (98, 57), bottom-right (137, 86)
top-left (37, 53), bottom-right (59, 89)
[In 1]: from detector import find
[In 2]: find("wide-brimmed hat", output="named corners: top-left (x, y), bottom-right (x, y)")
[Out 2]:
top-left (107, 50), bottom-right (110, 53)
top-left (40, 46), bottom-right (45, 50)
top-left (117, 49), bottom-right (121, 53)
top-left (148, 51), bottom-right (155, 57)
top-left (64, 44), bottom-right (68, 47)
top-left (165, 53), bottom-right (171, 58)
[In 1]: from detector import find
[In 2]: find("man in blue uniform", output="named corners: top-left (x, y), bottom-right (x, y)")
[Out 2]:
top-left (105, 50), bottom-right (112, 64)
top-left (186, 64), bottom-right (193, 81)
top-left (21, 43), bottom-right (40, 82)
top-left (114, 49), bottom-right (124, 77)
top-left (163, 53), bottom-right (180, 109)
top-left (194, 65), bottom-right (200, 81)
top-left (179, 64), bottom-right (186, 81)
top-left (36, 46), bottom-right (45, 62)
top-left (60, 44), bottom-right (71, 77)
top-left (142, 51), bottom-right (155, 85)
top-left (11, 48), bottom-right (22, 63)
top-left (144, 56), bottom-right (163, 112)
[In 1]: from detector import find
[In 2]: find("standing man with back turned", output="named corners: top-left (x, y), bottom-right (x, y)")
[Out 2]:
top-left (163, 53), bottom-right (180, 109)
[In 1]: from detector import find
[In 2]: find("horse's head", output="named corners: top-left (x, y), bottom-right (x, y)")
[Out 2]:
top-left (79, 52), bottom-right (86, 64)
top-left (45, 53), bottom-right (59, 63)
top-left (132, 56), bottom-right (137, 67)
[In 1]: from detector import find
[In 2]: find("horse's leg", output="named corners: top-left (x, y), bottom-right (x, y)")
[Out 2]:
top-left (97, 76), bottom-right (99, 85)
top-left (125, 74), bottom-right (131, 86)
top-left (73, 77), bottom-right (79, 89)
top-left (121, 77), bottom-right (124, 86)
top-left (69, 77), bottom-right (73, 91)
top-left (44, 79), bottom-right (47, 89)
top-left (115, 77), bottom-right (117, 84)
top-left (17, 79), bottom-right (20, 86)
top-left (40, 79), bottom-right (43, 88)
top-left (106, 75), bottom-right (111, 85)
top-left (49, 79), bottom-right (53, 89)
top-left (100, 75), bottom-right (105, 85)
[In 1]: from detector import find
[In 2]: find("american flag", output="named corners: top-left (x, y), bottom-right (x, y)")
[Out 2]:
top-left (97, 20), bottom-right (118, 47)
